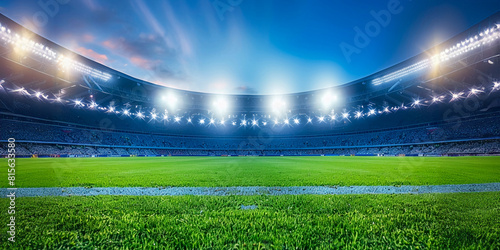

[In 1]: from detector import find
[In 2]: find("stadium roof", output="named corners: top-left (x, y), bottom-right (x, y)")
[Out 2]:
top-left (1, 1), bottom-right (500, 94)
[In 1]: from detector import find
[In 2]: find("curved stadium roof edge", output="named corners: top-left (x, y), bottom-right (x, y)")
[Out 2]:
top-left (0, 11), bottom-right (499, 98)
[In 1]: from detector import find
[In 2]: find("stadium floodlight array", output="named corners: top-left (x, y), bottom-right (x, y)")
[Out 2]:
top-left (372, 25), bottom-right (500, 86)
top-left (8, 80), bottom-right (499, 129)
top-left (0, 23), bottom-right (111, 82)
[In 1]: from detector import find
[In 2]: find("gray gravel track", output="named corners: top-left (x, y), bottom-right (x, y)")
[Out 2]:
top-left (2, 183), bottom-right (500, 197)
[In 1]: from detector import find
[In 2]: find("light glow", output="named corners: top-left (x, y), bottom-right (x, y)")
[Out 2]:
top-left (412, 99), bottom-right (421, 107)
top-left (74, 100), bottom-right (83, 106)
top-left (321, 91), bottom-right (337, 109)
top-left (271, 96), bottom-right (288, 114)
top-left (0, 22), bottom-right (111, 81)
top-left (431, 96), bottom-right (442, 103)
top-left (493, 82), bottom-right (500, 90)
top-left (468, 88), bottom-right (483, 97)
top-left (212, 96), bottom-right (230, 115)
top-left (373, 25), bottom-right (499, 85)
top-left (450, 92), bottom-right (463, 101)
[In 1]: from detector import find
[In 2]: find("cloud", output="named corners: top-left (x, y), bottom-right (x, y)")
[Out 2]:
top-left (101, 40), bottom-right (116, 49)
top-left (82, 0), bottom-right (99, 11)
top-left (82, 34), bottom-right (95, 43)
top-left (102, 34), bottom-right (176, 60)
top-left (75, 47), bottom-right (108, 64)
top-left (130, 56), bottom-right (154, 70)
top-left (235, 85), bottom-right (257, 94)
top-left (129, 56), bottom-right (185, 83)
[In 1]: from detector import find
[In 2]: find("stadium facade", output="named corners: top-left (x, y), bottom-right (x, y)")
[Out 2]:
top-left (0, 12), bottom-right (499, 157)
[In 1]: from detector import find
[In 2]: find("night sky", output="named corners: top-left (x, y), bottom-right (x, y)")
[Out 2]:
top-left (0, 0), bottom-right (498, 94)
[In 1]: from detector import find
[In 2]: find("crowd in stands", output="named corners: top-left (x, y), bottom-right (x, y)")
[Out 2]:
top-left (1, 115), bottom-right (499, 156)
top-left (1, 140), bottom-right (498, 157)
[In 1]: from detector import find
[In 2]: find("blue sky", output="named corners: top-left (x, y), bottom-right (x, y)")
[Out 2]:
top-left (0, 0), bottom-right (498, 94)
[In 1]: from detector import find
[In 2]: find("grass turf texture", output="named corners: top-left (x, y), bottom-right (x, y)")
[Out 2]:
top-left (1, 156), bottom-right (499, 188)
top-left (0, 192), bottom-right (499, 249)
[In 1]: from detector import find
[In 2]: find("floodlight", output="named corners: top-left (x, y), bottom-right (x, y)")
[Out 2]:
top-left (274, 119), bottom-right (279, 125)
top-left (199, 118), bottom-right (205, 124)
top-left (89, 101), bottom-right (98, 109)
top-left (151, 113), bottom-right (158, 120)
top-left (241, 119), bottom-right (247, 126)
top-left (450, 92), bottom-right (463, 101)
top-left (187, 118), bottom-right (192, 123)
top-left (56, 97), bottom-right (62, 102)
top-left (174, 116), bottom-right (181, 123)
top-left (293, 118), bottom-right (300, 124)
top-left (412, 99), bottom-right (421, 107)
top-left (284, 119), bottom-right (289, 125)
top-left (493, 82), bottom-right (500, 90)
top-left (383, 107), bottom-right (390, 113)
top-left (74, 100), bottom-right (83, 106)
top-left (262, 121), bottom-right (268, 126)
top-left (342, 112), bottom-right (349, 119)
top-left (252, 119), bottom-right (258, 126)
top-left (330, 114), bottom-right (337, 120)
top-left (212, 96), bottom-right (230, 115)
top-left (368, 109), bottom-right (376, 116)
top-left (162, 92), bottom-right (179, 110)
top-left (123, 109), bottom-right (130, 116)
top-left (271, 96), bottom-right (287, 114)
top-left (431, 96), bottom-right (441, 103)
top-left (354, 111), bottom-right (363, 119)
top-left (468, 88), bottom-right (483, 96)
top-left (209, 118), bottom-right (215, 124)
top-left (307, 117), bottom-right (312, 123)
top-left (318, 116), bottom-right (325, 122)
top-left (321, 91), bottom-right (337, 109)
top-left (35, 91), bottom-right (42, 98)
top-left (220, 119), bottom-right (225, 125)
top-left (232, 121), bottom-right (237, 126)
top-left (136, 112), bottom-right (144, 119)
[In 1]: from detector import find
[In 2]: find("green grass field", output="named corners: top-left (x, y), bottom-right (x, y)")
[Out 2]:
top-left (1, 156), bottom-right (499, 249)
top-left (1, 193), bottom-right (499, 249)
top-left (1, 156), bottom-right (500, 188)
